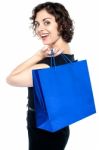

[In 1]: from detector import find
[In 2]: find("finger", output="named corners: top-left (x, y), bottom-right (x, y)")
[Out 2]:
top-left (54, 49), bottom-right (63, 56)
top-left (52, 48), bottom-right (58, 54)
top-left (42, 45), bottom-right (50, 52)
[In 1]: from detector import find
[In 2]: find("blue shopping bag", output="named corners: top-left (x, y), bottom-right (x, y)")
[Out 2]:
top-left (32, 53), bottom-right (96, 132)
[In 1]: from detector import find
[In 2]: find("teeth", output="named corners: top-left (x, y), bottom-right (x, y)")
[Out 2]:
top-left (41, 34), bottom-right (48, 37)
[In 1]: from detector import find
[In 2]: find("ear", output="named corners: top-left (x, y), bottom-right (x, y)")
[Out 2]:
top-left (59, 24), bottom-right (63, 32)
top-left (57, 25), bottom-right (62, 36)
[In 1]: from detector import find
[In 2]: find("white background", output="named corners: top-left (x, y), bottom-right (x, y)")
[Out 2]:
top-left (0, 0), bottom-right (99, 150)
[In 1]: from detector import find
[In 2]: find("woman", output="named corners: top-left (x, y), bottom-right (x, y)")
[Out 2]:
top-left (6, 2), bottom-right (75, 150)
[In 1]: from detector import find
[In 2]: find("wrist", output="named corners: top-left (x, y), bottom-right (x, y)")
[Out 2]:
top-left (36, 50), bottom-right (45, 60)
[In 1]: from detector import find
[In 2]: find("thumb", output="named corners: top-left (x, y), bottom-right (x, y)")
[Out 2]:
top-left (42, 45), bottom-right (49, 51)
top-left (42, 45), bottom-right (51, 51)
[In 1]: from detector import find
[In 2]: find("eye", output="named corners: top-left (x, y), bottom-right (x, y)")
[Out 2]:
top-left (44, 20), bottom-right (50, 25)
top-left (34, 22), bottom-right (39, 29)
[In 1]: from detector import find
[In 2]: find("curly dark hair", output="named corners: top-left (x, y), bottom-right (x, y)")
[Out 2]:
top-left (30, 2), bottom-right (74, 43)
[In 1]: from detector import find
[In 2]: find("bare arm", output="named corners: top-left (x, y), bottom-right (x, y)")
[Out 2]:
top-left (6, 48), bottom-right (50, 87)
top-left (6, 46), bottom-right (63, 87)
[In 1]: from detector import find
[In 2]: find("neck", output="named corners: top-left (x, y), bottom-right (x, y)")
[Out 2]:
top-left (51, 37), bottom-right (71, 54)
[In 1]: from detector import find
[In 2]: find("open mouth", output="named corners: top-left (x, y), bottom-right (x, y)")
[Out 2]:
top-left (41, 34), bottom-right (49, 40)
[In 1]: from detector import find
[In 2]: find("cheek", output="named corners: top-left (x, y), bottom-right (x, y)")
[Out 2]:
top-left (52, 30), bottom-right (60, 38)
top-left (52, 25), bottom-right (59, 36)
top-left (35, 28), bottom-right (39, 36)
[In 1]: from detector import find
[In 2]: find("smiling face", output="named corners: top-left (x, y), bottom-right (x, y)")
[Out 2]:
top-left (34, 9), bottom-right (62, 46)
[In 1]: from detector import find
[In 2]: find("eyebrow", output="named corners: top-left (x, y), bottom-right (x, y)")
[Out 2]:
top-left (35, 17), bottom-right (52, 23)
top-left (43, 17), bottom-right (52, 21)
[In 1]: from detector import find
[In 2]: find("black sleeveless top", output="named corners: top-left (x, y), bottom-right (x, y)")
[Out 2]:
top-left (27, 54), bottom-right (75, 109)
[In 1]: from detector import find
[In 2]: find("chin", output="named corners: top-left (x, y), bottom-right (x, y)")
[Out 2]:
top-left (43, 42), bottom-right (52, 46)
top-left (41, 39), bottom-right (52, 45)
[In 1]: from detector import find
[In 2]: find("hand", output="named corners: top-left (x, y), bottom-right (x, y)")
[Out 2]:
top-left (41, 45), bottom-right (63, 57)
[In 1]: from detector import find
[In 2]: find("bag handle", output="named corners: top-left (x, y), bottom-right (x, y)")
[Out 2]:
top-left (50, 49), bottom-right (72, 67)
top-left (50, 49), bottom-right (56, 67)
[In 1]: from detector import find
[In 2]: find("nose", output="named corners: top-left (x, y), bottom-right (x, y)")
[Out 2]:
top-left (36, 23), bottom-right (45, 33)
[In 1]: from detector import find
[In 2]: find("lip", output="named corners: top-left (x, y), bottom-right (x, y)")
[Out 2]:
top-left (39, 33), bottom-right (49, 40)
top-left (41, 35), bottom-right (48, 41)
top-left (38, 31), bottom-right (48, 36)
top-left (40, 33), bottom-right (49, 37)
